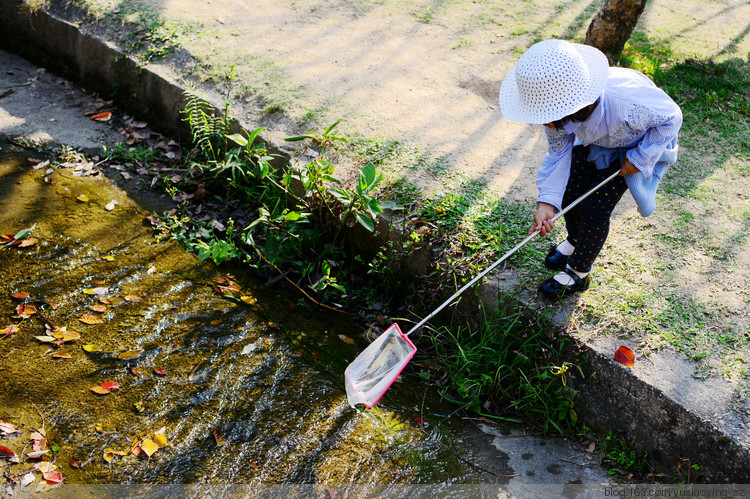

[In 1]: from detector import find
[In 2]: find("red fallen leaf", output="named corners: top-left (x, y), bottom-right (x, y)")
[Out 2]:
top-left (130, 367), bottom-right (141, 377)
top-left (153, 368), bottom-right (167, 376)
top-left (249, 459), bottom-right (258, 470)
top-left (91, 111), bottom-right (112, 122)
top-left (42, 470), bottom-right (63, 484)
top-left (101, 382), bottom-right (120, 391)
top-left (0, 445), bottom-right (16, 459)
top-left (615, 346), bottom-right (636, 368)
top-left (326, 488), bottom-right (340, 499)
top-left (2, 324), bottom-right (19, 336)
top-left (10, 292), bottom-right (29, 299)
top-left (414, 417), bottom-right (426, 425)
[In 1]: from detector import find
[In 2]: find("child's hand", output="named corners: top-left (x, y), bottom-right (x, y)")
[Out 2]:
top-left (620, 157), bottom-right (641, 176)
top-left (530, 202), bottom-right (557, 236)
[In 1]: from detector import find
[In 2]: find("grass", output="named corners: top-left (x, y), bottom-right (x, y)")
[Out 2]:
top-left (418, 303), bottom-right (580, 435)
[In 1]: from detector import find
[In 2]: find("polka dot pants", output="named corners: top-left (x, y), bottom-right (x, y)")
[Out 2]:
top-left (562, 145), bottom-right (628, 273)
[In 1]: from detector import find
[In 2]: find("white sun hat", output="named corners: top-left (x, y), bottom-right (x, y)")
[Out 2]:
top-left (499, 39), bottom-right (609, 124)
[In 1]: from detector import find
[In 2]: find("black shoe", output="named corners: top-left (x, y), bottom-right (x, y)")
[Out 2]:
top-left (538, 268), bottom-right (590, 299)
top-left (544, 245), bottom-right (570, 271)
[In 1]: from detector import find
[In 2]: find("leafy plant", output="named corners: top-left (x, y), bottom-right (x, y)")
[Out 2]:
top-left (602, 432), bottom-right (649, 476)
top-left (331, 162), bottom-right (384, 238)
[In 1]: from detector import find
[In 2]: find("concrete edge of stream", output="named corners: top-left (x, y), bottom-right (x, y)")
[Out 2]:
top-left (1, 0), bottom-right (748, 482)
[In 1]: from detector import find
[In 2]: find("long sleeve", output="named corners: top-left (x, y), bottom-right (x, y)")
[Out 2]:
top-left (537, 127), bottom-right (575, 211)
top-left (625, 105), bottom-right (682, 178)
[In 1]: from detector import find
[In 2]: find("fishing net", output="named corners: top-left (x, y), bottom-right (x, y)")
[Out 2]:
top-left (345, 324), bottom-right (417, 408)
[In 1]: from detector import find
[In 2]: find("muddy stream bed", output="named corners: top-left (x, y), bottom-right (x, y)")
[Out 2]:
top-left (0, 148), bottom-right (525, 490)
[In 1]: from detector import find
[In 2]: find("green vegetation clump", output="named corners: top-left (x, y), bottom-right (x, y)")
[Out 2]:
top-left (419, 305), bottom-right (579, 435)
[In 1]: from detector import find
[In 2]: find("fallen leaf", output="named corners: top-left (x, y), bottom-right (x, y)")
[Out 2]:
top-left (338, 334), bottom-right (355, 345)
top-left (101, 381), bottom-right (119, 391)
top-left (101, 255), bottom-right (115, 262)
top-left (19, 472), bottom-right (35, 488)
top-left (213, 428), bottom-right (226, 447)
top-left (240, 295), bottom-right (257, 306)
top-left (51, 352), bottom-right (72, 359)
top-left (16, 304), bottom-right (37, 318)
top-left (10, 292), bottom-right (29, 299)
top-left (42, 470), bottom-right (62, 484)
top-left (98, 296), bottom-right (113, 305)
top-left (103, 448), bottom-right (116, 463)
top-left (96, 423), bottom-right (116, 434)
top-left (91, 111), bottom-right (112, 122)
top-left (52, 330), bottom-right (80, 343)
top-left (76, 194), bottom-right (89, 202)
top-left (25, 450), bottom-right (48, 459)
top-left (82, 344), bottom-right (102, 352)
top-left (79, 314), bottom-right (102, 324)
top-left (2, 324), bottom-right (19, 336)
top-left (84, 287), bottom-right (109, 295)
top-left (118, 349), bottom-right (144, 360)
top-left (153, 433), bottom-right (168, 448)
top-left (615, 346), bottom-right (636, 368)
top-left (89, 304), bottom-right (107, 313)
top-left (124, 294), bottom-right (143, 302)
top-left (0, 445), bottom-right (16, 459)
top-left (153, 368), bottom-right (167, 376)
top-left (17, 237), bottom-right (38, 248)
top-left (69, 458), bottom-right (83, 469)
top-left (0, 421), bottom-right (21, 435)
top-left (130, 367), bottom-right (141, 376)
top-left (34, 462), bottom-right (56, 473)
top-left (325, 488), bottom-right (339, 499)
top-left (249, 459), bottom-right (258, 470)
top-left (35, 336), bottom-right (57, 343)
top-left (90, 386), bottom-right (110, 395)
top-left (140, 438), bottom-right (158, 457)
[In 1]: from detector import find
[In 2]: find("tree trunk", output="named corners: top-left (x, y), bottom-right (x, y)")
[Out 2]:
top-left (585, 0), bottom-right (648, 63)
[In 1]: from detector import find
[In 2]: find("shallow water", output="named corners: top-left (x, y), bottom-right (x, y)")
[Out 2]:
top-left (0, 150), bottom-right (519, 486)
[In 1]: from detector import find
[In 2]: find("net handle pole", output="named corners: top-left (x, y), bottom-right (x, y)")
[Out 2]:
top-left (405, 169), bottom-right (620, 336)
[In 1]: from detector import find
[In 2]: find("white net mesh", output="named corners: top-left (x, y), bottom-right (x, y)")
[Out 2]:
top-left (345, 324), bottom-right (417, 408)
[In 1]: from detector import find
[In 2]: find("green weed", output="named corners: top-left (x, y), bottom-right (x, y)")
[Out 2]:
top-left (420, 304), bottom-right (580, 435)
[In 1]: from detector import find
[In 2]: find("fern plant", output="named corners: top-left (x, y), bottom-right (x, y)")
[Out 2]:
top-left (183, 92), bottom-right (231, 164)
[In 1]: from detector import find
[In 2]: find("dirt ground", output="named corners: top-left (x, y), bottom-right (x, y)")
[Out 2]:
top-left (69, 0), bottom-right (750, 200)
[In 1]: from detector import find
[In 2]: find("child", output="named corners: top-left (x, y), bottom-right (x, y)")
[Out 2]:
top-left (498, 39), bottom-right (682, 299)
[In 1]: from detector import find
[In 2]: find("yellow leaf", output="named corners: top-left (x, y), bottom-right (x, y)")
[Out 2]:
top-left (118, 349), bottom-right (144, 360)
top-left (102, 255), bottom-right (115, 261)
top-left (103, 448), bottom-right (115, 463)
top-left (90, 386), bottom-right (110, 395)
top-left (51, 352), bottom-right (72, 359)
top-left (77, 194), bottom-right (89, 202)
top-left (240, 295), bottom-right (257, 306)
top-left (52, 330), bottom-right (80, 342)
top-left (82, 344), bottom-right (102, 352)
top-left (338, 334), bottom-right (356, 345)
top-left (79, 314), bottom-right (102, 325)
top-left (84, 287), bottom-right (109, 295)
top-left (140, 438), bottom-right (158, 457)
top-left (153, 433), bottom-right (169, 448)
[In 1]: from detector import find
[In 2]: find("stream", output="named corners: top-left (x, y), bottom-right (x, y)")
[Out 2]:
top-left (0, 147), bottom-right (610, 494)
